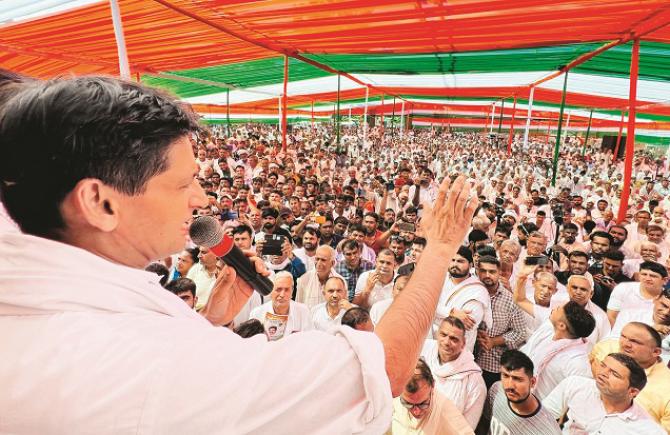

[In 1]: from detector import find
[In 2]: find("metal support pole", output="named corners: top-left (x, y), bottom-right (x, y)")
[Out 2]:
top-left (582, 109), bottom-right (593, 155)
top-left (400, 100), bottom-right (405, 138)
top-left (363, 86), bottom-right (369, 146)
top-left (226, 88), bottom-right (231, 137)
top-left (551, 71), bottom-right (569, 187)
top-left (489, 104), bottom-right (496, 134)
top-left (497, 99), bottom-right (505, 134)
top-left (507, 95), bottom-right (517, 155)
top-left (336, 73), bottom-right (341, 147)
top-left (391, 97), bottom-right (396, 142)
top-left (109, 0), bottom-right (131, 79)
top-left (523, 86), bottom-right (534, 148)
top-left (618, 38), bottom-right (640, 223)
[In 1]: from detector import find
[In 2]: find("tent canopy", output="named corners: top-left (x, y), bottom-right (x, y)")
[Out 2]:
top-left (2, 0), bottom-right (670, 141)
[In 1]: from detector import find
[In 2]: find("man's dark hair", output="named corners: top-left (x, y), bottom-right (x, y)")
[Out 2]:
top-left (468, 229), bottom-right (489, 243)
top-left (628, 321), bottom-right (662, 348)
top-left (440, 316), bottom-right (466, 337)
top-left (609, 225), bottom-right (628, 238)
top-left (342, 307), bottom-right (371, 329)
top-left (334, 216), bottom-right (349, 226)
top-left (602, 250), bottom-right (625, 262)
top-left (590, 231), bottom-right (613, 244)
top-left (349, 223), bottom-right (366, 234)
top-left (233, 319), bottom-right (266, 339)
top-left (456, 245), bottom-right (473, 264)
top-left (364, 212), bottom-right (380, 222)
top-left (476, 245), bottom-right (497, 258)
top-left (406, 358), bottom-right (434, 393)
top-left (0, 76), bottom-right (200, 239)
top-left (494, 224), bottom-right (512, 238)
top-left (478, 255), bottom-right (500, 268)
top-left (145, 262), bottom-right (170, 286)
top-left (164, 277), bottom-right (197, 298)
top-left (607, 352), bottom-right (647, 391)
top-left (302, 227), bottom-right (321, 240)
top-left (640, 261), bottom-right (668, 278)
top-left (562, 300), bottom-right (596, 339)
top-left (568, 250), bottom-right (589, 261)
top-left (232, 224), bottom-right (253, 238)
top-left (412, 237), bottom-right (427, 248)
top-left (500, 349), bottom-right (534, 378)
top-left (563, 223), bottom-right (579, 232)
top-left (342, 239), bottom-right (360, 252)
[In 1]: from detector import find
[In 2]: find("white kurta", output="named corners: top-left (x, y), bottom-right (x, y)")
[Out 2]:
top-left (249, 300), bottom-right (314, 336)
top-left (420, 340), bottom-right (487, 430)
top-left (520, 321), bottom-right (592, 399)
top-left (434, 276), bottom-right (492, 352)
top-left (0, 232), bottom-right (392, 434)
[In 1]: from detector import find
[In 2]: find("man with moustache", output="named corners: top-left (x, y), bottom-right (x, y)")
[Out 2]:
top-left (310, 276), bottom-right (353, 331)
top-left (481, 350), bottom-right (561, 434)
top-left (475, 256), bottom-right (527, 388)
top-left (434, 246), bottom-right (492, 352)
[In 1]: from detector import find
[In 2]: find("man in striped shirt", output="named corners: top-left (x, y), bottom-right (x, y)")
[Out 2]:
top-left (481, 350), bottom-right (561, 435)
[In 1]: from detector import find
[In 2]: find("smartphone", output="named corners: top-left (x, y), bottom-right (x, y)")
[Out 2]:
top-left (262, 234), bottom-right (285, 256)
top-left (313, 215), bottom-right (326, 225)
top-left (386, 182), bottom-right (395, 191)
top-left (397, 222), bottom-right (416, 233)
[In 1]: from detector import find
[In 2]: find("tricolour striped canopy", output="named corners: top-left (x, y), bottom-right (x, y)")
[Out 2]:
top-left (2, 0), bottom-right (670, 144)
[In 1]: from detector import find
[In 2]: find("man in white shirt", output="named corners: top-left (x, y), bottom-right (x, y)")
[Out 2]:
top-left (551, 274), bottom-right (611, 346)
top-left (434, 246), bottom-right (492, 351)
top-left (543, 353), bottom-right (665, 434)
top-left (521, 301), bottom-right (595, 399)
top-left (186, 245), bottom-right (218, 311)
top-left (293, 227), bottom-right (319, 271)
top-left (0, 75), bottom-right (480, 433)
top-left (608, 261), bottom-right (667, 328)
top-left (251, 272), bottom-right (312, 340)
top-left (353, 249), bottom-right (397, 309)
top-left (421, 316), bottom-right (487, 430)
top-left (310, 276), bottom-right (353, 331)
top-left (296, 245), bottom-right (343, 310)
top-left (370, 273), bottom-right (410, 326)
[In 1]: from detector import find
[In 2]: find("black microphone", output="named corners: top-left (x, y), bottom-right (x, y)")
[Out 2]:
top-left (189, 216), bottom-right (274, 296)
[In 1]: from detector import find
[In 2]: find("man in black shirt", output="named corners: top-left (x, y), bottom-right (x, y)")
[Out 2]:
top-left (589, 250), bottom-right (632, 311)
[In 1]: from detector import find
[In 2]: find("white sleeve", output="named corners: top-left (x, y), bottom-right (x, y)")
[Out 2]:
top-left (462, 299), bottom-right (486, 326)
top-left (606, 283), bottom-right (625, 312)
top-left (354, 272), bottom-right (368, 296)
top-left (462, 374), bottom-right (487, 430)
top-left (153, 326), bottom-right (392, 434)
top-left (542, 376), bottom-right (574, 419)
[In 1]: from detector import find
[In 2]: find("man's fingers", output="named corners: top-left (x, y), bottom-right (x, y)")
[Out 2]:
top-left (433, 176), bottom-right (452, 212)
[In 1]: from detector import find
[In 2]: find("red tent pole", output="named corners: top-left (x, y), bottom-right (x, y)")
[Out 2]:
top-left (507, 95), bottom-right (517, 155)
top-left (617, 39), bottom-right (640, 224)
top-left (613, 111), bottom-right (625, 161)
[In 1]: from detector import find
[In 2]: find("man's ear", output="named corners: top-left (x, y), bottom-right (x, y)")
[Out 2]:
top-left (64, 178), bottom-right (120, 232)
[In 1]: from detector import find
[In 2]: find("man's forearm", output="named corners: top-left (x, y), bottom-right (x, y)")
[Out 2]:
top-left (375, 244), bottom-right (454, 396)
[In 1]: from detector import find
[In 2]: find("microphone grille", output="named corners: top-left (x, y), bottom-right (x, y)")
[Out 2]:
top-left (189, 216), bottom-right (223, 247)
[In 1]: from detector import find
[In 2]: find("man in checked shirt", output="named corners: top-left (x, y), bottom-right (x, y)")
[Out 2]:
top-left (475, 255), bottom-right (528, 389)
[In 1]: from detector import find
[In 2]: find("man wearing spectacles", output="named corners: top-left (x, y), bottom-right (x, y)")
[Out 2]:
top-left (390, 359), bottom-right (473, 435)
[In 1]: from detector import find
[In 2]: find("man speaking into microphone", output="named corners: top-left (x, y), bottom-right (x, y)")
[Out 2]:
top-left (0, 75), bottom-right (477, 434)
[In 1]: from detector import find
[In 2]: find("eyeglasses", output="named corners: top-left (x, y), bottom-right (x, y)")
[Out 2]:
top-left (399, 394), bottom-right (431, 410)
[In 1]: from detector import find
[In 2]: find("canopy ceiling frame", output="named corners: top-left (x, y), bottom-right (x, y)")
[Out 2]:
top-left (149, 0), bottom-right (410, 107)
